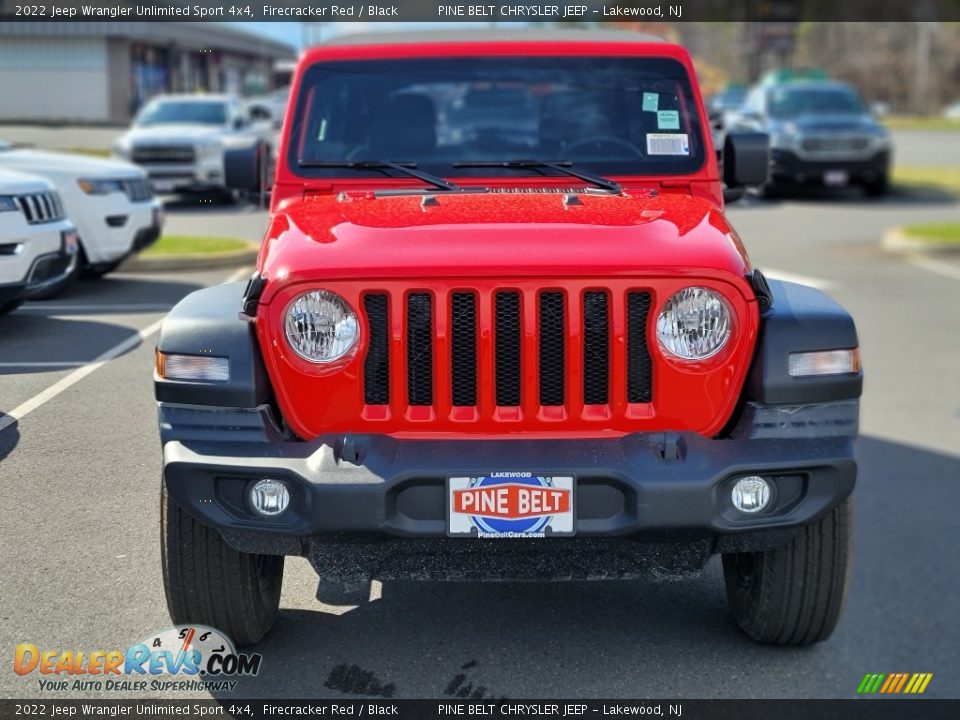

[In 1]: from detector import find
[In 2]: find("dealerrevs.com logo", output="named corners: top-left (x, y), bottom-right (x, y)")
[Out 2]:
top-left (14, 625), bottom-right (261, 693)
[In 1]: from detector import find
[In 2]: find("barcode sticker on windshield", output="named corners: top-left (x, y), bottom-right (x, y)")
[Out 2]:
top-left (647, 133), bottom-right (689, 156)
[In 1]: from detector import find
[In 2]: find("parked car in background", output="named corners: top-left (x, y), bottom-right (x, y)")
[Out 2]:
top-left (943, 101), bottom-right (960, 120)
top-left (0, 168), bottom-right (78, 312)
top-left (735, 80), bottom-right (892, 196)
top-left (113, 94), bottom-right (274, 197)
top-left (246, 87), bottom-right (289, 130)
top-left (707, 85), bottom-right (749, 161)
top-left (0, 141), bottom-right (163, 278)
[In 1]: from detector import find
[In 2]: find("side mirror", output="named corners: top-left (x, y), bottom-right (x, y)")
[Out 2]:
top-left (723, 132), bottom-right (769, 189)
top-left (224, 143), bottom-right (262, 192)
top-left (233, 117), bottom-right (248, 130)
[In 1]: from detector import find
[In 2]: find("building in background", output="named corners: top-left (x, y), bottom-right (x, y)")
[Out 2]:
top-left (0, 22), bottom-right (296, 123)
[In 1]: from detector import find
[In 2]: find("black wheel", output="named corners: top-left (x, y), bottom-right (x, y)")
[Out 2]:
top-left (161, 483), bottom-right (283, 646)
top-left (0, 299), bottom-right (24, 316)
top-left (722, 498), bottom-right (851, 646)
top-left (864, 174), bottom-right (889, 197)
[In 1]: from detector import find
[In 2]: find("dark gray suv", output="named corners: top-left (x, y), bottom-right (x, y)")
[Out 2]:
top-left (735, 81), bottom-right (891, 196)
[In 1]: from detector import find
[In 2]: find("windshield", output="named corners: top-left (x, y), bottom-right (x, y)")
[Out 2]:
top-left (290, 56), bottom-right (706, 179)
top-left (768, 87), bottom-right (865, 119)
top-left (137, 100), bottom-right (228, 126)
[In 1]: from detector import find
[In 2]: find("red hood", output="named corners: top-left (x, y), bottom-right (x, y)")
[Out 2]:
top-left (257, 191), bottom-right (752, 304)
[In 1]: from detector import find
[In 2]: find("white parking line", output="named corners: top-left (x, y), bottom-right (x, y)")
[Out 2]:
top-left (18, 304), bottom-right (173, 313)
top-left (0, 317), bottom-right (166, 433)
top-left (0, 266), bottom-right (252, 434)
top-left (0, 362), bottom-right (90, 368)
top-left (907, 253), bottom-right (960, 282)
top-left (762, 268), bottom-right (835, 290)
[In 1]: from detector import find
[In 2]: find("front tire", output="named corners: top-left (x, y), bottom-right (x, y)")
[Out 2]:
top-left (722, 498), bottom-right (851, 646)
top-left (161, 484), bottom-right (284, 646)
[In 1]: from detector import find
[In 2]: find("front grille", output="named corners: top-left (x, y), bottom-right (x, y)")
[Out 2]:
top-left (450, 292), bottom-right (478, 407)
top-left (131, 145), bottom-right (195, 164)
top-left (626, 292), bottom-right (653, 403)
top-left (14, 191), bottom-right (65, 225)
top-left (406, 293), bottom-right (434, 406)
top-left (122, 177), bottom-right (155, 202)
top-left (363, 294), bottom-right (390, 405)
top-left (582, 292), bottom-right (610, 405)
top-left (801, 136), bottom-right (871, 153)
top-left (360, 286), bottom-right (655, 418)
top-left (494, 292), bottom-right (522, 406)
top-left (538, 292), bottom-right (566, 406)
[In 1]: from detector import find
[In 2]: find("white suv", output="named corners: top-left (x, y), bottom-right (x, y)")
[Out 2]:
top-left (0, 169), bottom-right (79, 313)
top-left (0, 142), bottom-right (164, 277)
top-left (113, 94), bottom-right (273, 195)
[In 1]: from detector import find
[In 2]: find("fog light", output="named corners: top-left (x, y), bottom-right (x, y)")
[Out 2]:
top-left (249, 479), bottom-right (290, 517)
top-left (731, 476), bottom-right (771, 514)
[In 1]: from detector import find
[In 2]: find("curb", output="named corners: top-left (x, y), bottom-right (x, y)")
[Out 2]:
top-left (881, 228), bottom-right (960, 255)
top-left (120, 244), bottom-right (260, 273)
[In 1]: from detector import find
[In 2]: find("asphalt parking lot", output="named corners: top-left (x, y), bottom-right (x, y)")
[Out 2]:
top-left (2, 170), bottom-right (959, 700)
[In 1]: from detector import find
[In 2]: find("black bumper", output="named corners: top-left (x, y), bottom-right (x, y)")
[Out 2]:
top-left (161, 401), bottom-right (858, 573)
top-left (0, 246), bottom-right (78, 304)
top-left (770, 149), bottom-right (890, 185)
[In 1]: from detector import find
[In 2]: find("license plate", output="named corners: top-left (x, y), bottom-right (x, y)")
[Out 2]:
top-left (447, 473), bottom-right (575, 538)
top-left (824, 170), bottom-right (849, 187)
top-left (151, 180), bottom-right (176, 193)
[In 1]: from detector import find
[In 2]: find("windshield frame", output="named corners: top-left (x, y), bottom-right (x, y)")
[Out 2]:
top-left (286, 55), bottom-right (709, 183)
top-left (135, 99), bottom-right (230, 127)
top-left (767, 85), bottom-right (867, 119)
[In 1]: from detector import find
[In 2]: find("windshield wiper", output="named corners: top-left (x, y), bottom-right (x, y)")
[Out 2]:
top-left (452, 160), bottom-right (622, 194)
top-left (297, 160), bottom-right (464, 193)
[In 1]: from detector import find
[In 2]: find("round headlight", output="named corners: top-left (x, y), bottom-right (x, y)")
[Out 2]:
top-left (656, 287), bottom-right (731, 360)
top-left (284, 290), bottom-right (359, 363)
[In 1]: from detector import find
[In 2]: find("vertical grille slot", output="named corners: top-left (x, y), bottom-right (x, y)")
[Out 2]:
top-left (582, 291), bottom-right (610, 404)
top-left (538, 291), bottom-right (566, 406)
top-left (450, 292), bottom-right (477, 406)
top-left (494, 291), bottom-right (522, 406)
top-left (406, 293), bottom-right (434, 406)
top-left (362, 294), bottom-right (390, 405)
top-left (626, 292), bottom-right (653, 403)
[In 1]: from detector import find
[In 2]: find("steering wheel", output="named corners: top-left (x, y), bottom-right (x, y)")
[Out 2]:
top-left (562, 135), bottom-right (644, 159)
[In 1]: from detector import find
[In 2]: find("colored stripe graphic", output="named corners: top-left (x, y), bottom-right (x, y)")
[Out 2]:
top-left (857, 673), bottom-right (932, 694)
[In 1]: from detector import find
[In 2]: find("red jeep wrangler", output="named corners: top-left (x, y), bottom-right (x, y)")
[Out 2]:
top-left (155, 32), bottom-right (861, 647)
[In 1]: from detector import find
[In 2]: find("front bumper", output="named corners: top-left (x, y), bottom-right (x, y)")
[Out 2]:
top-left (770, 148), bottom-right (890, 185)
top-left (0, 234), bottom-right (78, 304)
top-left (141, 159), bottom-right (225, 193)
top-left (161, 401), bottom-right (858, 578)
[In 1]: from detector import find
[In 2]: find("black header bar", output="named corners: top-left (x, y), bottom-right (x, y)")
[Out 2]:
top-left (1, 0), bottom-right (959, 22)
top-left (0, 699), bottom-right (958, 720)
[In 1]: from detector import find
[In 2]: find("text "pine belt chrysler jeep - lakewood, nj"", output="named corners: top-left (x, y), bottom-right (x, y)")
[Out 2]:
top-left (154, 31), bottom-right (862, 647)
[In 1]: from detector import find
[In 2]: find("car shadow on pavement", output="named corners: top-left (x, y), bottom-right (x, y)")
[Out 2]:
top-left (0, 419), bottom-right (19, 462)
top-left (0, 276), bottom-right (204, 375)
top-left (739, 184), bottom-right (957, 208)
top-left (205, 434), bottom-right (960, 700)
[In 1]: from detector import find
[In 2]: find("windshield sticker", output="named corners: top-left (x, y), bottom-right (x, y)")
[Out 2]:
top-left (657, 110), bottom-right (680, 130)
top-left (642, 92), bottom-right (659, 112)
top-left (647, 133), bottom-right (690, 156)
